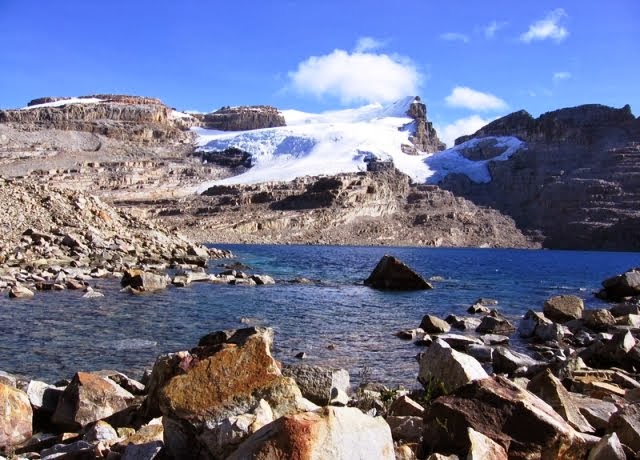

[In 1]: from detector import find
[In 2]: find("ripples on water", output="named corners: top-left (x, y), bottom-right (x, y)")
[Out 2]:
top-left (1, 245), bottom-right (637, 388)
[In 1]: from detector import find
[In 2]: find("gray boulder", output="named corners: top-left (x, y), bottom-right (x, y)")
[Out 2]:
top-left (418, 339), bottom-right (488, 394)
top-left (281, 364), bottom-right (350, 406)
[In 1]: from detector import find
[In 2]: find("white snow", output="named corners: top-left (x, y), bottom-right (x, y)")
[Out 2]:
top-left (21, 97), bottom-right (103, 110)
top-left (169, 110), bottom-right (194, 120)
top-left (425, 136), bottom-right (524, 183)
top-left (193, 97), bottom-right (524, 192)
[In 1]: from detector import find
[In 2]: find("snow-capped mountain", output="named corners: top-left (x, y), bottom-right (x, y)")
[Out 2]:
top-left (194, 97), bottom-right (523, 192)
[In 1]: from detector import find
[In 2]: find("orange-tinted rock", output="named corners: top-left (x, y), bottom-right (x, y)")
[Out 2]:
top-left (227, 406), bottom-right (395, 460)
top-left (0, 382), bottom-right (32, 449)
top-left (159, 328), bottom-right (300, 422)
top-left (154, 328), bottom-right (305, 459)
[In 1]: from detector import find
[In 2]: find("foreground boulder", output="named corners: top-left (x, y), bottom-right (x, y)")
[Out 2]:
top-left (0, 382), bottom-right (32, 450)
top-left (527, 369), bottom-right (595, 433)
top-left (51, 372), bottom-right (136, 429)
top-left (227, 406), bottom-right (395, 460)
top-left (364, 255), bottom-right (432, 290)
top-left (422, 375), bottom-right (589, 459)
top-left (146, 327), bottom-right (305, 459)
top-left (418, 339), bottom-right (488, 394)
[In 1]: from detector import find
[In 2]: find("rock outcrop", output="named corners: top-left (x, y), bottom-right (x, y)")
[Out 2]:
top-left (146, 168), bottom-right (538, 248)
top-left (201, 105), bottom-right (286, 131)
top-left (404, 97), bottom-right (446, 154)
top-left (0, 94), bottom-right (196, 143)
top-left (442, 104), bottom-right (640, 251)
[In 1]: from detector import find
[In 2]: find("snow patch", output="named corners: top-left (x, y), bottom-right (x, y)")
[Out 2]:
top-left (425, 136), bottom-right (524, 183)
top-left (21, 97), bottom-right (104, 110)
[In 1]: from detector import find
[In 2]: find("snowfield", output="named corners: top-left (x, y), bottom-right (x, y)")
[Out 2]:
top-left (21, 97), bottom-right (104, 109)
top-left (192, 97), bottom-right (524, 192)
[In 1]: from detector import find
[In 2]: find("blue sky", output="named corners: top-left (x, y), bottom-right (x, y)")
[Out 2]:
top-left (1, 0), bottom-right (638, 144)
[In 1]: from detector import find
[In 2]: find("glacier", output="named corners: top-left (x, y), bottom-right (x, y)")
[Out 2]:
top-left (193, 97), bottom-right (524, 192)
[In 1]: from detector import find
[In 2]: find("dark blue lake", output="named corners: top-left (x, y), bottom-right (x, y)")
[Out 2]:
top-left (1, 245), bottom-right (637, 388)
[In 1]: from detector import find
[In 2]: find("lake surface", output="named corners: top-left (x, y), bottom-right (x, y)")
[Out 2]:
top-left (1, 245), bottom-right (638, 388)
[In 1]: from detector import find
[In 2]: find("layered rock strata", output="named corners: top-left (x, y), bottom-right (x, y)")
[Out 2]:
top-left (442, 104), bottom-right (640, 250)
top-left (127, 168), bottom-right (537, 248)
top-left (200, 105), bottom-right (286, 131)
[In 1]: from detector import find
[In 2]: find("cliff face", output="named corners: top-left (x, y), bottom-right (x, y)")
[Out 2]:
top-left (441, 104), bottom-right (640, 250)
top-left (404, 97), bottom-right (446, 154)
top-left (201, 105), bottom-right (286, 131)
top-left (0, 94), bottom-right (196, 143)
top-left (131, 168), bottom-right (536, 248)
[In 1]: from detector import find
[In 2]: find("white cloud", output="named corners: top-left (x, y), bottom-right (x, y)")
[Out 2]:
top-left (444, 86), bottom-right (508, 111)
top-left (437, 115), bottom-right (495, 148)
top-left (288, 44), bottom-right (421, 104)
top-left (520, 9), bottom-right (569, 43)
top-left (484, 21), bottom-right (507, 38)
top-left (440, 32), bottom-right (470, 43)
top-left (553, 71), bottom-right (572, 82)
top-left (354, 36), bottom-right (385, 53)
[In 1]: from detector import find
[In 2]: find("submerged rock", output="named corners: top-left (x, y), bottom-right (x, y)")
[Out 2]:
top-left (364, 255), bottom-right (432, 290)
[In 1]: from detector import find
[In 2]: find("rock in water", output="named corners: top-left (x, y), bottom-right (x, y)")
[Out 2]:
top-left (121, 269), bottom-right (168, 293)
top-left (364, 255), bottom-right (432, 290)
top-left (422, 375), bottom-right (589, 459)
top-left (600, 268), bottom-right (640, 300)
top-left (227, 406), bottom-right (395, 460)
top-left (0, 382), bottom-right (33, 450)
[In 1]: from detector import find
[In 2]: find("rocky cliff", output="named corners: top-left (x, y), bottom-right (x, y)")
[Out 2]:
top-left (441, 104), bottom-right (640, 250)
top-left (200, 105), bottom-right (286, 131)
top-left (0, 94), bottom-right (196, 143)
top-left (404, 96), bottom-right (446, 154)
top-left (121, 168), bottom-right (536, 248)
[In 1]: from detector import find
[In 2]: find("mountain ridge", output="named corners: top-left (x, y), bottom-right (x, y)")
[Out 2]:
top-left (0, 94), bottom-right (637, 250)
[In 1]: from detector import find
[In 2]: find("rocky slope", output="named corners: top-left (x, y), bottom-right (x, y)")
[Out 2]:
top-left (441, 104), bottom-right (640, 250)
top-left (118, 168), bottom-right (537, 248)
top-left (0, 177), bottom-right (227, 282)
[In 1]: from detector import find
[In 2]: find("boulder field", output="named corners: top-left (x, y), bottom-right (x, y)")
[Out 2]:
top-left (2, 267), bottom-right (640, 458)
